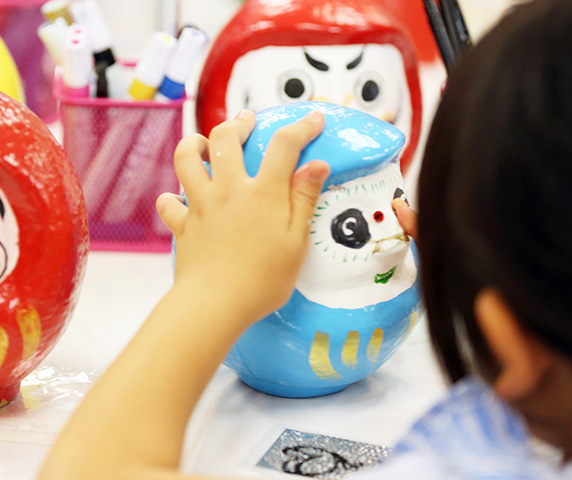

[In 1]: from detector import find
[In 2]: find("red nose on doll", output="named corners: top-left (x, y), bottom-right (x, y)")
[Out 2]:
top-left (0, 92), bottom-right (88, 406)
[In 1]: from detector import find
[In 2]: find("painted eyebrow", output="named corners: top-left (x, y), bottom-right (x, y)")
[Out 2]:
top-left (304, 50), bottom-right (329, 71)
top-left (346, 51), bottom-right (364, 70)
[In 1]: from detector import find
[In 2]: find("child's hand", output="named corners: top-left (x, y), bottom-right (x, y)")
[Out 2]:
top-left (392, 197), bottom-right (418, 240)
top-left (156, 110), bottom-right (330, 323)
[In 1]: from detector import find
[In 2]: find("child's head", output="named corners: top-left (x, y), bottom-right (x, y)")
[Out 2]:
top-left (418, 0), bottom-right (572, 390)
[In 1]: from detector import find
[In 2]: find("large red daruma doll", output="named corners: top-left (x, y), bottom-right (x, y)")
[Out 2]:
top-left (0, 92), bottom-right (88, 406)
top-left (196, 0), bottom-right (423, 173)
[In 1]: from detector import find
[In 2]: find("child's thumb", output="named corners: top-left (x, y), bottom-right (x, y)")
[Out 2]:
top-left (156, 193), bottom-right (187, 235)
top-left (291, 160), bottom-right (330, 231)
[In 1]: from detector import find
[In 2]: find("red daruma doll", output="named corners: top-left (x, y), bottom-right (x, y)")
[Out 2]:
top-left (196, 0), bottom-right (423, 173)
top-left (0, 92), bottom-right (88, 406)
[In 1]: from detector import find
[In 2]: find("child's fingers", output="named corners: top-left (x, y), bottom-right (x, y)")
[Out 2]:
top-left (257, 110), bottom-right (325, 195)
top-left (392, 198), bottom-right (418, 240)
top-left (208, 110), bottom-right (256, 184)
top-left (290, 160), bottom-right (330, 232)
top-left (156, 193), bottom-right (187, 235)
top-left (173, 134), bottom-right (211, 199)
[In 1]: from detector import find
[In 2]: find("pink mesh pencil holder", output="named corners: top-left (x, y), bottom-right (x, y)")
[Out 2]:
top-left (55, 75), bottom-right (185, 253)
top-left (0, 0), bottom-right (58, 123)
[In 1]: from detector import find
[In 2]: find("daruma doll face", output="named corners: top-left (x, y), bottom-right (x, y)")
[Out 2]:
top-left (195, 0), bottom-right (423, 174)
top-left (222, 102), bottom-right (422, 398)
top-left (0, 93), bottom-right (89, 406)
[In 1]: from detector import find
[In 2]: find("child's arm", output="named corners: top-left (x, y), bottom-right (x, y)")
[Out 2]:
top-left (38, 110), bottom-right (330, 480)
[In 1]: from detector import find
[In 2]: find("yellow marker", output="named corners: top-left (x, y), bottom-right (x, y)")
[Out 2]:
top-left (17, 308), bottom-right (41, 361)
top-left (309, 332), bottom-right (342, 380)
top-left (129, 32), bottom-right (176, 100)
top-left (0, 37), bottom-right (24, 103)
top-left (367, 328), bottom-right (384, 362)
top-left (341, 331), bottom-right (360, 368)
top-left (0, 326), bottom-right (8, 369)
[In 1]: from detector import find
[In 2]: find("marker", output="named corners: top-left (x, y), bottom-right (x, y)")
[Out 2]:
top-left (422, 0), bottom-right (456, 73)
top-left (37, 17), bottom-right (68, 66)
top-left (156, 26), bottom-right (207, 101)
top-left (440, 0), bottom-right (472, 58)
top-left (129, 32), bottom-right (176, 100)
top-left (101, 109), bottom-right (177, 223)
top-left (62, 29), bottom-right (91, 98)
top-left (60, 26), bottom-right (95, 180)
top-left (69, 0), bottom-right (115, 67)
top-left (41, 0), bottom-right (73, 25)
top-left (82, 110), bottom-right (147, 216)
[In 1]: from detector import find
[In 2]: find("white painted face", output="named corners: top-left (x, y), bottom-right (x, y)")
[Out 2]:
top-left (226, 43), bottom-right (413, 149)
top-left (0, 188), bottom-right (20, 284)
top-left (297, 162), bottom-right (417, 309)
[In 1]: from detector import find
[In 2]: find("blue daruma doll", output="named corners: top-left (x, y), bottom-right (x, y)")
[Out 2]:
top-left (224, 102), bottom-right (422, 397)
top-left (177, 101), bottom-right (422, 397)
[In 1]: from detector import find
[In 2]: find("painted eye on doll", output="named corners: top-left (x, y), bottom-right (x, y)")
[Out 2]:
top-left (353, 71), bottom-right (385, 111)
top-left (373, 211), bottom-right (384, 222)
top-left (277, 69), bottom-right (314, 102)
top-left (393, 187), bottom-right (409, 205)
top-left (331, 208), bottom-right (371, 249)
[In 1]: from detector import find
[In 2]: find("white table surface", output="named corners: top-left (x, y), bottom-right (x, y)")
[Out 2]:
top-left (0, 252), bottom-right (448, 480)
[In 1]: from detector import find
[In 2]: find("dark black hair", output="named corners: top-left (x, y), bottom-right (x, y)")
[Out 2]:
top-left (418, 0), bottom-right (572, 383)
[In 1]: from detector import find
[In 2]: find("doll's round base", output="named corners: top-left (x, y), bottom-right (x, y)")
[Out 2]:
top-left (0, 381), bottom-right (21, 407)
top-left (239, 375), bottom-right (350, 398)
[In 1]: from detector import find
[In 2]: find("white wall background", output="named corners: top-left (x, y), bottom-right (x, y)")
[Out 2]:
top-left (97, 0), bottom-right (524, 60)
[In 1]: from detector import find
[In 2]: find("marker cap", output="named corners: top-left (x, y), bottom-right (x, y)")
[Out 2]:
top-left (41, 0), bottom-right (73, 24)
top-left (157, 26), bottom-right (207, 100)
top-left (70, 0), bottom-right (113, 55)
top-left (129, 32), bottom-right (176, 100)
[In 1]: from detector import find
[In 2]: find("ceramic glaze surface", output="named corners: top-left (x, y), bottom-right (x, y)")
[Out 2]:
top-left (0, 93), bottom-right (89, 407)
top-left (196, 0), bottom-right (423, 174)
top-left (223, 101), bottom-right (422, 397)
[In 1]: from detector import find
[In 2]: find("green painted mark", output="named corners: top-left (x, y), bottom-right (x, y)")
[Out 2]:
top-left (315, 240), bottom-right (324, 245)
top-left (374, 266), bottom-right (398, 284)
top-left (361, 184), bottom-right (368, 194)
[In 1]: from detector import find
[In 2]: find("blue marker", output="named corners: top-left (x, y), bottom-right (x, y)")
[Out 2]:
top-left (156, 26), bottom-right (207, 101)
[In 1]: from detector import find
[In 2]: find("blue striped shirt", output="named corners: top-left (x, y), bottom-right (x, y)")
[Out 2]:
top-left (355, 378), bottom-right (570, 479)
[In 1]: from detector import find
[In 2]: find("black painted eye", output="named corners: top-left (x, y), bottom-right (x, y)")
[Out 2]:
top-left (362, 80), bottom-right (379, 102)
top-left (277, 70), bottom-right (313, 103)
top-left (0, 198), bottom-right (4, 219)
top-left (331, 209), bottom-right (371, 249)
top-left (393, 187), bottom-right (409, 205)
top-left (354, 71), bottom-right (385, 110)
top-left (285, 78), bottom-right (305, 98)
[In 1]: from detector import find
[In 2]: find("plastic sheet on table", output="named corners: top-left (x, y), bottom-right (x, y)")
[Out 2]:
top-left (0, 365), bottom-right (102, 445)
